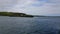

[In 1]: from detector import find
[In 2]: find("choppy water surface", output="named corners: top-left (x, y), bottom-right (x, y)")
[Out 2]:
top-left (0, 16), bottom-right (60, 34)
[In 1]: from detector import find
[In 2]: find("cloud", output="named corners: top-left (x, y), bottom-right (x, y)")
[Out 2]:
top-left (0, 0), bottom-right (17, 11)
top-left (0, 0), bottom-right (60, 16)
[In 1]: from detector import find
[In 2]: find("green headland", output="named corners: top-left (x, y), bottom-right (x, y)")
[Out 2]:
top-left (0, 12), bottom-right (34, 17)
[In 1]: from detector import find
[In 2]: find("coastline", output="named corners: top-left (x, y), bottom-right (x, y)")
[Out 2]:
top-left (0, 12), bottom-right (34, 17)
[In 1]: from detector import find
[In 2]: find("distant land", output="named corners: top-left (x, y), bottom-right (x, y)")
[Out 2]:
top-left (0, 11), bottom-right (60, 18)
top-left (0, 12), bottom-right (34, 17)
top-left (34, 15), bottom-right (60, 18)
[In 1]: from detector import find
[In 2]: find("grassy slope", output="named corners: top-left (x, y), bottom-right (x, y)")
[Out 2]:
top-left (0, 12), bottom-right (34, 17)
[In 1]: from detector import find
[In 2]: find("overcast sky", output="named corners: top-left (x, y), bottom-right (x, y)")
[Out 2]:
top-left (0, 0), bottom-right (60, 16)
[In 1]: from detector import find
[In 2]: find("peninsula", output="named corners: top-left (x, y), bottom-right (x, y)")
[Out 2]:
top-left (0, 12), bottom-right (34, 17)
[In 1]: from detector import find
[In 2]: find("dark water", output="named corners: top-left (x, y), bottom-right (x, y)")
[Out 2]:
top-left (0, 16), bottom-right (60, 34)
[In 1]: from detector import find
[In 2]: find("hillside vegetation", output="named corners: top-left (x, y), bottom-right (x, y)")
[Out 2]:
top-left (0, 12), bottom-right (34, 17)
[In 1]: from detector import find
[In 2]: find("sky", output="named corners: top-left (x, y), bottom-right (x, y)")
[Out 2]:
top-left (0, 0), bottom-right (60, 16)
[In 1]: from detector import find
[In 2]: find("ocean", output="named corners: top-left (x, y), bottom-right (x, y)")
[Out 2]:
top-left (0, 16), bottom-right (60, 34)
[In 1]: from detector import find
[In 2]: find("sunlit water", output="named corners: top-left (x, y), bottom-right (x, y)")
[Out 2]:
top-left (0, 16), bottom-right (60, 34)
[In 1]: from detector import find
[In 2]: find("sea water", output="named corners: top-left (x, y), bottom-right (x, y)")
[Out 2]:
top-left (0, 16), bottom-right (60, 34)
